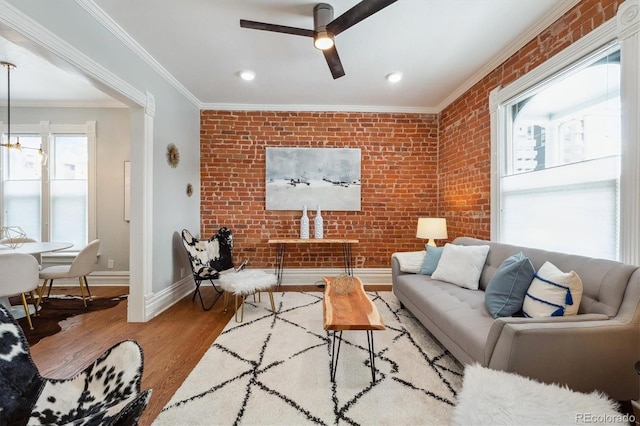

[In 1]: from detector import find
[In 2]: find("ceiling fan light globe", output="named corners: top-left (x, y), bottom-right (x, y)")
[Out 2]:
top-left (314, 32), bottom-right (334, 50)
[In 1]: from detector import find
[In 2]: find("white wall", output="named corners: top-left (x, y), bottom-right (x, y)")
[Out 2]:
top-left (1, 0), bottom-right (202, 320)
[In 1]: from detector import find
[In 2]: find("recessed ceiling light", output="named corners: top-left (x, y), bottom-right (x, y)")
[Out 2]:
top-left (239, 70), bottom-right (256, 81)
top-left (386, 72), bottom-right (402, 83)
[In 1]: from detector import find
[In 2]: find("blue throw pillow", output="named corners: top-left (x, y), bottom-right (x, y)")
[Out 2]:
top-left (419, 245), bottom-right (444, 275)
top-left (485, 252), bottom-right (535, 318)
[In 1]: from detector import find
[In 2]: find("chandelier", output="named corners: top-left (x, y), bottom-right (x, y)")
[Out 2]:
top-left (1, 61), bottom-right (47, 164)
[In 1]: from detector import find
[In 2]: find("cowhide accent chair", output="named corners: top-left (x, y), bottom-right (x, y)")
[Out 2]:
top-left (0, 304), bottom-right (152, 425)
top-left (181, 227), bottom-right (234, 310)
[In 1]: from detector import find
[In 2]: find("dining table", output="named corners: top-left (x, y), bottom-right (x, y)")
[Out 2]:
top-left (0, 241), bottom-right (74, 319)
top-left (0, 241), bottom-right (74, 255)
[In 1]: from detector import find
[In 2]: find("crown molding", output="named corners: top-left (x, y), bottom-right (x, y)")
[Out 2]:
top-left (8, 99), bottom-right (129, 108)
top-left (0, 0), bottom-right (146, 107)
top-left (76, 0), bottom-right (201, 109)
top-left (436, 0), bottom-right (582, 112)
top-left (200, 102), bottom-right (439, 114)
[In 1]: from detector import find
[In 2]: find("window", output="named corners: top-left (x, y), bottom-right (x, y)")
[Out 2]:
top-left (3, 135), bottom-right (42, 239)
top-left (1, 122), bottom-right (95, 251)
top-left (50, 134), bottom-right (89, 246)
top-left (497, 48), bottom-right (621, 260)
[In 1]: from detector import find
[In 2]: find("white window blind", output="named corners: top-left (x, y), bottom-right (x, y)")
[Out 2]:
top-left (500, 157), bottom-right (619, 259)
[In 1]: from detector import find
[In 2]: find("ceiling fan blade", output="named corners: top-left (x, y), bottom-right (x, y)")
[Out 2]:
top-left (327, 0), bottom-right (398, 36)
top-left (240, 19), bottom-right (314, 37)
top-left (322, 45), bottom-right (345, 79)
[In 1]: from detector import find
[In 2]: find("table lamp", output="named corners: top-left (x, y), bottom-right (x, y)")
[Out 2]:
top-left (416, 218), bottom-right (448, 247)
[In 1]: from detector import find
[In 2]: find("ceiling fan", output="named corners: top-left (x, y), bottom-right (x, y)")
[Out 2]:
top-left (240, 0), bottom-right (398, 79)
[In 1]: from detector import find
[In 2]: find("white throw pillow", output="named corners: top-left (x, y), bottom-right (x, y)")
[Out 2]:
top-left (431, 244), bottom-right (490, 290)
top-left (522, 261), bottom-right (583, 317)
top-left (391, 251), bottom-right (426, 274)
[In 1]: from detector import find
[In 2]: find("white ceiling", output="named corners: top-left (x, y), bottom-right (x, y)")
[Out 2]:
top-left (0, 0), bottom-right (579, 112)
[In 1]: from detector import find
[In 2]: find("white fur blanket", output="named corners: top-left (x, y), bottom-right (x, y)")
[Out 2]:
top-left (451, 364), bottom-right (627, 425)
top-left (392, 250), bottom-right (426, 274)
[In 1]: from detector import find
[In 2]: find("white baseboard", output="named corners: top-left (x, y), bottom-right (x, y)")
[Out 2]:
top-left (144, 276), bottom-right (194, 320)
top-left (276, 268), bottom-right (391, 286)
top-left (48, 271), bottom-right (130, 286)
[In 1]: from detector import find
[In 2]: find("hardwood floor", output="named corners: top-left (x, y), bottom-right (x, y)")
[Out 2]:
top-left (28, 283), bottom-right (391, 425)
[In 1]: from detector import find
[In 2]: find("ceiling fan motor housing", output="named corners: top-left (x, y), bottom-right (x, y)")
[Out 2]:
top-left (314, 3), bottom-right (334, 33)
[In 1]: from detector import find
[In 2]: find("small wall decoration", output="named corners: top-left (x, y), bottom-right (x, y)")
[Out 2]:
top-left (186, 183), bottom-right (193, 197)
top-left (266, 147), bottom-right (361, 211)
top-left (166, 143), bottom-right (180, 168)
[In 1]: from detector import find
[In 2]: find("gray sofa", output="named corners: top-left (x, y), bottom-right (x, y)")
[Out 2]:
top-left (392, 236), bottom-right (640, 401)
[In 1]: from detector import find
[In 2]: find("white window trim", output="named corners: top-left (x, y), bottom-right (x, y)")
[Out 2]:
top-left (0, 120), bottom-right (96, 246)
top-left (490, 0), bottom-right (640, 265)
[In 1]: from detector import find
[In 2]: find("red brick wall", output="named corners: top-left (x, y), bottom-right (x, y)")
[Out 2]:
top-left (439, 0), bottom-right (620, 240)
top-left (200, 111), bottom-right (439, 268)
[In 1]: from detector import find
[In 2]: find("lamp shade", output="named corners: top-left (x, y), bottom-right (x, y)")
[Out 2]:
top-left (416, 218), bottom-right (448, 247)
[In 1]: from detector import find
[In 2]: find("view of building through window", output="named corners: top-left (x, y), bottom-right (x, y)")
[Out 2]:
top-left (500, 48), bottom-right (621, 259)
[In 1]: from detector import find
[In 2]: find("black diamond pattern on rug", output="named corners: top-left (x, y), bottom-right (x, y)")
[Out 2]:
top-left (154, 291), bottom-right (463, 425)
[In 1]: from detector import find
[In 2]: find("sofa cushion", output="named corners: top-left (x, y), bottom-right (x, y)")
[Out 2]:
top-left (395, 273), bottom-right (494, 363)
top-left (485, 252), bottom-right (535, 318)
top-left (522, 261), bottom-right (583, 317)
top-left (419, 245), bottom-right (444, 275)
top-left (432, 243), bottom-right (490, 290)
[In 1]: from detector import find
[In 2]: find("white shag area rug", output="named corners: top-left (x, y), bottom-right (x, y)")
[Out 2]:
top-left (451, 364), bottom-right (627, 426)
top-left (153, 291), bottom-right (463, 425)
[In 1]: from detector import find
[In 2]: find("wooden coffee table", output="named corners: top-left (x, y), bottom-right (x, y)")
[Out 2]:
top-left (322, 276), bottom-right (385, 383)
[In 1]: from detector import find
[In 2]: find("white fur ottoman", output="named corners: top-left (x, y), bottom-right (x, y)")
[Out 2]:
top-left (451, 364), bottom-right (628, 425)
top-left (218, 269), bottom-right (277, 322)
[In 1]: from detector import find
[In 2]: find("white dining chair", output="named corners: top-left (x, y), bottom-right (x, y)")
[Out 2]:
top-left (39, 239), bottom-right (100, 307)
top-left (0, 253), bottom-right (40, 330)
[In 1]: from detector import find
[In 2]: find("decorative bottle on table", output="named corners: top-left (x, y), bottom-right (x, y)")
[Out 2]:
top-left (300, 205), bottom-right (310, 239)
top-left (314, 205), bottom-right (323, 239)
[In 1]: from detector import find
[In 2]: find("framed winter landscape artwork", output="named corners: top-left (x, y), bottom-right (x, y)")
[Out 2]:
top-left (265, 147), bottom-right (361, 211)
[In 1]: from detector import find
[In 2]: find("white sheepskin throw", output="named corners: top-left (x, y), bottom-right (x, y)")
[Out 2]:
top-left (392, 250), bottom-right (426, 273)
top-left (451, 364), bottom-right (627, 426)
top-left (218, 269), bottom-right (277, 295)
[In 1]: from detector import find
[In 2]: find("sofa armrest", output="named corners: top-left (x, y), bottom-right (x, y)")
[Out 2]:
top-left (486, 317), bottom-right (639, 400)
top-left (484, 314), bottom-right (608, 364)
top-left (391, 256), bottom-right (410, 285)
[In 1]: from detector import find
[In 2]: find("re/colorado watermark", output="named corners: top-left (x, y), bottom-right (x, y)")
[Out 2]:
top-left (576, 412), bottom-right (636, 424)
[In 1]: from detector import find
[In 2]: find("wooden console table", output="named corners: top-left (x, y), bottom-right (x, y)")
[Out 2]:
top-left (267, 238), bottom-right (359, 286)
